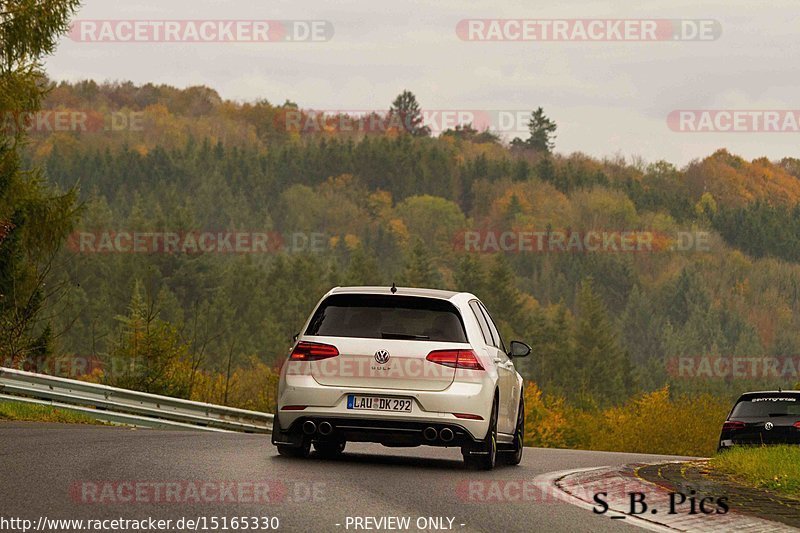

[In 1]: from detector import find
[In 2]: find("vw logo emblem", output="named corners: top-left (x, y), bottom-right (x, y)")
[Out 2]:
top-left (765, 422), bottom-right (774, 431)
top-left (374, 350), bottom-right (390, 364)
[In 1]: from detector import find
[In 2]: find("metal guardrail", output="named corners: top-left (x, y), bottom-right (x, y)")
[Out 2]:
top-left (0, 366), bottom-right (273, 433)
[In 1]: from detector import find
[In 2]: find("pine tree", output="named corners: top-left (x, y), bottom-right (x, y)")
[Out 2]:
top-left (388, 90), bottom-right (430, 137)
top-left (453, 255), bottom-right (488, 296)
top-left (109, 282), bottom-right (193, 398)
top-left (665, 267), bottom-right (710, 326)
top-left (402, 240), bottom-right (442, 287)
top-left (483, 255), bottom-right (526, 333)
top-left (619, 285), bottom-right (666, 389)
top-left (537, 156), bottom-right (556, 185)
top-left (505, 194), bottom-right (523, 225)
top-left (526, 108), bottom-right (557, 154)
top-left (527, 304), bottom-right (574, 394)
top-left (344, 246), bottom-right (382, 286)
top-left (512, 159), bottom-right (530, 182)
top-left (573, 277), bottom-right (629, 405)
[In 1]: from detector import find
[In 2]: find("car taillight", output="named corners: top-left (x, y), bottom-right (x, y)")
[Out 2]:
top-left (794, 421), bottom-right (800, 429)
top-left (426, 349), bottom-right (484, 370)
top-left (722, 421), bottom-right (745, 431)
top-left (289, 341), bottom-right (339, 361)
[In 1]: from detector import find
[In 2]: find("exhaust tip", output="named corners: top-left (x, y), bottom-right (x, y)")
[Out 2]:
top-left (440, 427), bottom-right (454, 442)
top-left (302, 420), bottom-right (317, 435)
top-left (423, 426), bottom-right (438, 441)
top-left (318, 421), bottom-right (333, 436)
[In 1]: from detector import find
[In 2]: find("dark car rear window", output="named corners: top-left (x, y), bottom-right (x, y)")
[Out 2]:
top-left (305, 294), bottom-right (467, 342)
top-left (730, 395), bottom-right (800, 417)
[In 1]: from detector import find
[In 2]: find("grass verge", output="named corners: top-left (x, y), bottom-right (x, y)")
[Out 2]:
top-left (710, 445), bottom-right (800, 499)
top-left (0, 400), bottom-right (105, 425)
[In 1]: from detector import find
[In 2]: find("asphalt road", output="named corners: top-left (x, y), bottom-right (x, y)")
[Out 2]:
top-left (0, 423), bottom-right (693, 532)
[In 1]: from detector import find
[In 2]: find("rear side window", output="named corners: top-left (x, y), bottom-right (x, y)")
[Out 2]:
top-left (731, 395), bottom-right (800, 417)
top-left (305, 294), bottom-right (467, 342)
top-left (469, 301), bottom-right (493, 346)
top-left (479, 302), bottom-right (506, 353)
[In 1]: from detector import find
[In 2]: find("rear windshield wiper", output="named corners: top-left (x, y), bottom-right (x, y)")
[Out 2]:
top-left (768, 413), bottom-right (789, 417)
top-left (381, 331), bottom-right (430, 340)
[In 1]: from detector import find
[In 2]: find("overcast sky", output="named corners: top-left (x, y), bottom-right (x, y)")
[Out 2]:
top-left (44, 0), bottom-right (800, 166)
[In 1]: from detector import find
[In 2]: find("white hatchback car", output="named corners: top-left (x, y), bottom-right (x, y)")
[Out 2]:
top-left (271, 285), bottom-right (531, 469)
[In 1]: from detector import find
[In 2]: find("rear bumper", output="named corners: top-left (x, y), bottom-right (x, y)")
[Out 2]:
top-left (272, 416), bottom-right (481, 448)
top-left (273, 374), bottom-right (494, 445)
top-left (718, 433), bottom-right (800, 449)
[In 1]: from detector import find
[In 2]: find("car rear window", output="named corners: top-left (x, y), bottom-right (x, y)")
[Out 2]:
top-left (305, 294), bottom-right (467, 342)
top-left (730, 395), bottom-right (800, 417)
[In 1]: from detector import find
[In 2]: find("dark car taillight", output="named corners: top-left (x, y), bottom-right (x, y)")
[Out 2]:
top-left (426, 349), bottom-right (484, 370)
top-left (289, 341), bottom-right (339, 361)
top-left (794, 421), bottom-right (800, 429)
top-left (722, 421), bottom-right (745, 431)
top-left (453, 412), bottom-right (484, 420)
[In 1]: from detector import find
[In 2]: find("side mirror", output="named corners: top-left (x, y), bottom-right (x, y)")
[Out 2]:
top-left (509, 340), bottom-right (531, 358)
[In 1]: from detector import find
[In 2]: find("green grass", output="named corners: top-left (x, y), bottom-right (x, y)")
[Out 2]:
top-left (0, 400), bottom-right (105, 425)
top-left (711, 445), bottom-right (800, 498)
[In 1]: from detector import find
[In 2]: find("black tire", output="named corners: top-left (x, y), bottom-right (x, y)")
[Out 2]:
top-left (276, 443), bottom-right (310, 458)
top-left (500, 396), bottom-right (524, 465)
top-left (314, 440), bottom-right (346, 457)
top-left (464, 398), bottom-right (497, 470)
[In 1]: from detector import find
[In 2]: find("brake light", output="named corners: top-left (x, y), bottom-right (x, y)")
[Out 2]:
top-left (453, 413), bottom-right (484, 420)
top-left (281, 405), bottom-right (307, 411)
top-left (426, 349), bottom-right (484, 370)
top-left (289, 341), bottom-right (339, 361)
top-left (722, 421), bottom-right (745, 431)
top-left (794, 422), bottom-right (800, 429)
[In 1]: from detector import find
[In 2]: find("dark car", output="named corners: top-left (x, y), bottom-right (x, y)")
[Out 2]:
top-left (718, 391), bottom-right (800, 450)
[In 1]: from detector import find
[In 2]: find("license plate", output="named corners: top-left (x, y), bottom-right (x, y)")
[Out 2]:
top-left (347, 395), bottom-right (412, 412)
